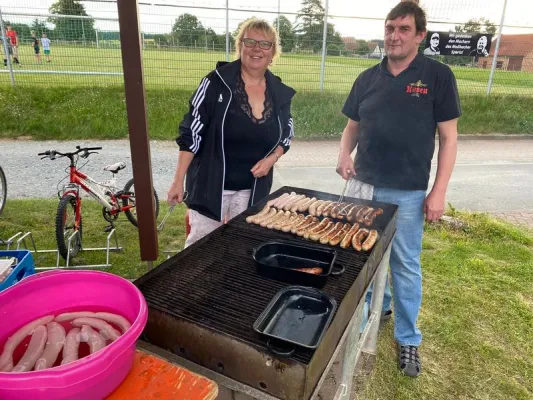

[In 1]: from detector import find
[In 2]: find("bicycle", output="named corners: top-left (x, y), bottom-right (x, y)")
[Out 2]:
top-left (39, 146), bottom-right (160, 260)
top-left (0, 166), bottom-right (6, 216)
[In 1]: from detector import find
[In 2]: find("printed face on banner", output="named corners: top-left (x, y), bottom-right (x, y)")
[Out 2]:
top-left (424, 32), bottom-right (492, 57)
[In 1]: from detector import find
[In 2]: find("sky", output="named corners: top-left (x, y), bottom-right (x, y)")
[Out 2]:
top-left (2, 0), bottom-right (533, 40)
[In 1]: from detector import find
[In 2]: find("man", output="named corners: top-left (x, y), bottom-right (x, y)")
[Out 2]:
top-left (469, 35), bottom-right (489, 57)
top-left (336, 1), bottom-right (460, 377)
top-left (5, 25), bottom-right (20, 65)
top-left (423, 32), bottom-right (440, 55)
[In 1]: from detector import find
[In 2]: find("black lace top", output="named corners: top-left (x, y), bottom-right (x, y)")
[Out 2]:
top-left (224, 73), bottom-right (279, 191)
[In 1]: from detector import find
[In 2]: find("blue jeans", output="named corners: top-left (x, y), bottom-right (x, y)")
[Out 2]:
top-left (361, 187), bottom-right (426, 346)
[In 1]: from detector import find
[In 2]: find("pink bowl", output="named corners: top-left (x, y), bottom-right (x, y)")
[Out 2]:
top-left (0, 270), bottom-right (147, 400)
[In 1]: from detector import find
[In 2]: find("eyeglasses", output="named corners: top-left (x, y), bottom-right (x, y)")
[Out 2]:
top-left (242, 38), bottom-right (273, 50)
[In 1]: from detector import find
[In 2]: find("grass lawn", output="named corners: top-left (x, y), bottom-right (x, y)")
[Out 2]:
top-left (1, 46), bottom-right (533, 96)
top-left (1, 200), bottom-right (532, 398)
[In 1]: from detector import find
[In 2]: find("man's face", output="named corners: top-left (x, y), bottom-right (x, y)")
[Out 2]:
top-left (478, 36), bottom-right (487, 50)
top-left (430, 34), bottom-right (439, 48)
top-left (385, 15), bottom-right (425, 61)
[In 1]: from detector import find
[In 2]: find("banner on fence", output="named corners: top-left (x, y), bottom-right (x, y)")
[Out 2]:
top-left (423, 32), bottom-right (493, 57)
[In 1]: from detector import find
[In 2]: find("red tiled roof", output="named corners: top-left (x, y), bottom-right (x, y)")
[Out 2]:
top-left (490, 34), bottom-right (533, 57)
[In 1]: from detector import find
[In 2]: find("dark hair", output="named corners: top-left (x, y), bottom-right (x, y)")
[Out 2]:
top-left (386, 2), bottom-right (427, 34)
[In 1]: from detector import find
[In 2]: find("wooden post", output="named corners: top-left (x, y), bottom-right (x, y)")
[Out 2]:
top-left (116, 0), bottom-right (158, 262)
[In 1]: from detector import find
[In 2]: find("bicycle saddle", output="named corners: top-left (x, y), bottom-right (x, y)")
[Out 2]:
top-left (103, 162), bottom-right (126, 174)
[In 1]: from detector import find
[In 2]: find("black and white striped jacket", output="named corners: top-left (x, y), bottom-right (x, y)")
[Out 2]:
top-left (177, 60), bottom-right (296, 222)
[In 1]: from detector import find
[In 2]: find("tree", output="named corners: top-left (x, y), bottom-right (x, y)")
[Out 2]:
top-left (273, 16), bottom-right (296, 52)
top-left (356, 39), bottom-right (369, 54)
top-left (172, 13), bottom-right (205, 48)
top-left (30, 19), bottom-right (49, 35)
top-left (455, 18), bottom-right (497, 34)
top-left (295, 0), bottom-right (343, 53)
top-left (49, 0), bottom-right (96, 42)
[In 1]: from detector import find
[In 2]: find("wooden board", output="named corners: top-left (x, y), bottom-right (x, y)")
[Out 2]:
top-left (107, 350), bottom-right (218, 400)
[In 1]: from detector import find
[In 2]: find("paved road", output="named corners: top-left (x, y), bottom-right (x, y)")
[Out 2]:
top-left (1, 138), bottom-right (532, 223)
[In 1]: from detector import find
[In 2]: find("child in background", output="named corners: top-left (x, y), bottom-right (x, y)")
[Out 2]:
top-left (41, 33), bottom-right (51, 63)
top-left (31, 31), bottom-right (41, 64)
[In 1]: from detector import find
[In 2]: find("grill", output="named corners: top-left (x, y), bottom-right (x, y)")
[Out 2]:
top-left (135, 186), bottom-right (398, 400)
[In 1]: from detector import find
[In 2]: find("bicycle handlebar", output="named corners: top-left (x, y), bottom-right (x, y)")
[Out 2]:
top-left (38, 146), bottom-right (102, 160)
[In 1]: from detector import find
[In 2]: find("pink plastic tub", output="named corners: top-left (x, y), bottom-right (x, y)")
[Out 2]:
top-left (0, 270), bottom-right (147, 400)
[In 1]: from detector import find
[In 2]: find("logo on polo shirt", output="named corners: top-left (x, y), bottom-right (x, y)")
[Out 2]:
top-left (406, 80), bottom-right (428, 97)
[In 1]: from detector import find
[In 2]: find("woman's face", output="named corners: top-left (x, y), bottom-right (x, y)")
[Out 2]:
top-left (240, 29), bottom-right (274, 73)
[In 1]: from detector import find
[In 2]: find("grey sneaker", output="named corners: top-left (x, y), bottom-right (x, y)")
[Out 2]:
top-left (398, 345), bottom-right (421, 377)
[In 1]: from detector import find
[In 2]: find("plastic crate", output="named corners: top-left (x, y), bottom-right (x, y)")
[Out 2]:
top-left (0, 250), bottom-right (35, 292)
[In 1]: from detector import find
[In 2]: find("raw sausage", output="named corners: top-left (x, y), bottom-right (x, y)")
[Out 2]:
top-left (361, 229), bottom-right (379, 251)
top-left (34, 322), bottom-right (66, 371)
top-left (61, 328), bottom-right (81, 366)
top-left (0, 315), bottom-right (54, 372)
top-left (316, 201), bottom-right (332, 217)
top-left (245, 206), bottom-right (270, 224)
top-left (290, 197), bottom-right (310, 212)
top-left (71, 318), bottom-right (121, 342)
top-left (94, 312), bottom-right (132, 334)
top-left (277, 192), bottom-right (297, 209)
top-left (79, 325), bottom-right (107, 354)
top-left (297, 197), bottom-right (317, 212)
top-left (340, 223), bottom-right (360, 249)
top-left (252, 207), bottom-right (276, 225)
top-left (12, 325), bottom-right (47, 372)
top-left (283, 194), bottom-right (305, 211)
top-left (352, 228), bottom-right (369, 251)
top-left (308, 200), bottom-right (324, 216)
top-left (55, 312), bottom-right (96, 322)
top-left (267, 193), bottom-right (289, 208)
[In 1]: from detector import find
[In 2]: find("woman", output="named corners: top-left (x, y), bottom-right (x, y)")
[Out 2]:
top-left (167, 17), bottom-right (296, 247)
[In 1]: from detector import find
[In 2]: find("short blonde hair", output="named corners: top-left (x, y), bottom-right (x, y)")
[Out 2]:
top-left (234, 17), bottom-right (281, 64)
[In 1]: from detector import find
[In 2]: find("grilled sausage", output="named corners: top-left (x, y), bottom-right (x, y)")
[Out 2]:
top-left (330, 203), bottom-right (349, 219)
top-left (252, 207), bottom-right (276, 225)
top-left (71, 318), bottom-right (121, 342)
top-left (337, 204), bottom-right (355, 220)
top-left (34, 322), bottom-right (66, 371)
top-left (320, 222), bottom-right (343, 244)
top-left (309, 221), bottom-right (334, 241)
top-left (267, 193), bottom-right (289, 208)
top-left (61, 328), bottom-right (81, 366)
top-left (298, 197), bottom-right (317, 213)
top-left (308, 200), bottom-right (324, 216)
top-left (267, 211), bottom-right (291, 229)
top-left (361, 229), bottom-right (379, 251)
top-left (352, 228), bottom-right (369, 251)
top-left (79, 325), bottom-right (107, 354)
top-left (281, 214), bottom-right (305, 232)
top-left (0, 315), bottom-right (54, 372)
top-left (12, 325), bottom-right (47, 372)
top-left (260, 209), bottom-right (285, 227)
top-left (273, 212), bottom-right (297, 230)
top-left (321, 202), bottom-right (337, 218)
top-left (246, 206), bottom-right (271, 224)
top-left (303, 218), bottom-right (331, 239)
top-left (363, 208), bottom-right (384, 227)
top-left (283, 194), bottom-right (305, 211)
top-left (290, 215), bottom-right (314, 234)
top-left (329, 223), bottom-right (351, 246)
top-left (296, 219), bottom-right (320, 236)
top-left (356, 207), bottom-right (372, 224)
top-left (316, 201), bottom-right (332, 217)
top-left (347, 205), bottom-right (363, 223)
top-left (340, 223), bottom-right (360, 249)
top-left (295, 267), bottom-right (323, 275)
top-left (291, 196), bottom-right (310, 212)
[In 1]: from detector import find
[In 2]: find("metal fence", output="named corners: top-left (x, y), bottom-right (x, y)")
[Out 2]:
top-left (1, 0), bottom-right (533, 96)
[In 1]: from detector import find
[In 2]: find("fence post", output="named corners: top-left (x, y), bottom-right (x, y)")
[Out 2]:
top-left (319, 0), bottom-right (330, 92)
top-left (96, 28), bottom-right (99, 48)
top-left (225, 0), bottom-right (230, 61)
top-left (277, 0), bottom-right (280, 31)
top-left (0, 7), bottom-right (15, 87)
top-left (487, 0), bottom-right (508, 96)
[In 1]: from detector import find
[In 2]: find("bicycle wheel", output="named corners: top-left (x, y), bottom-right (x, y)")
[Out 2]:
top-left (56, 193), bottom-right (83, 260)
top-left (122, 178), bottom-right (160, 227)
top-left (0, 167), bottom-right (6, 216)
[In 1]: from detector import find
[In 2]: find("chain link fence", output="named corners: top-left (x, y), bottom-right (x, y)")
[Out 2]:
top-left (1, 0), bottom-right (532, 95)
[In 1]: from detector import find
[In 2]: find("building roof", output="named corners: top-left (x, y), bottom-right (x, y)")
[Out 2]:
top-left (490, 34), bottom-right (533, 57)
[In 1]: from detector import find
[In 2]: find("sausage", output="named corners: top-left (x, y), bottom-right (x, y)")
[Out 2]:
top-left (298, 197), bottom-right (317, 213)
top-left (71, 318), bottom-right (121, 342)
top-left (267, 193), bottom-right (289, 208)
top-left (94, 312), bottom-right (132, 334)
top-left (308, 200), bottom-right (324, 216)
top-left (0, 315), bottom-right (54, 372)
top-left (316, 201), bottom-right (332, 217)
top-left (321, 202), bottom-right (337, 218)
top-left (337, 204), bottom-right (356, 220)
top-left (260, 209), bottom-right (285, 227)
top-left (268, 211), bottom-right (291, 230)
top-left (309, 221), bottom-right (334, 241)
top-left (61, 328), bottom-right (81, 366)
top-left (55, 312), bottom-right (96, 322)
top-left (347, 205), bottom-right (363, 223)
top-left (252, 207), bottom-right (277, 225)
top-left (276, 192), bottom-right (297, 209)
top-left (303, 218), bottom-right (331, 239)
top-left (283, 194), bottom-right (305, 211)
top-left (265, 210), bottom-right (290, 229)
top-left (290, 197), bottom-right (310, 212)
top-left (79, 325), bottom-right (107, 354)
top-left (329, 223), bottom-right (351, 246)
top-left (275, 212), bottom-right (298, 231)
top-left (294, 217), bottom-right (319, 235)
top-left (352, 228), bottom-right (369, 251)
top-left (34, 322), bottom-right (66, 371)
top-left (363, 208), bottom-right (384, 227)
top-left (11, 325), bottom-right (47, 372)
top-left (296, 219), bottom-right (320, 236)
top-left (294, 267), bottom-right (323, 275)
top-left (330, 203), bottom-right (349, 219)
top-left (355, 207), bottom-right (372, 224)
top-left (361, 229), bottom-right (379, 251)
top-left (281, 214), bottom-right (305, 232)
top-left (246, 206), bottom-right (271, 224)
top-left (340, 223), bottom-right (360, 249)
top-left (290, 215), bottom-right (314, 234)
top-left (320, 222), bottom-right (343, 244)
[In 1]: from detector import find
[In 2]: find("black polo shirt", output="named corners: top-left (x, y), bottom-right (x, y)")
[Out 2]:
top-left (342, 53), bottom-right (461, 191)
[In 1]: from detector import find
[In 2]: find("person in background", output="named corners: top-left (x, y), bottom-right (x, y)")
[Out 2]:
top-left (31, 31), bottom-right (41, 64)
top-left (336, 1), bottom-right (461, 377)
top-left (41, 33), bottom-right (51, 63)
top-left (1, 34), bottom-right (13, 67)
top-left (5, 25), bottom-right (20, 66)
top-left (167, 17), bottom-right (296, 248)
